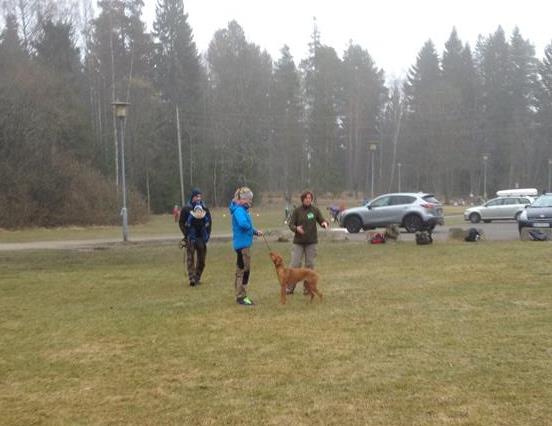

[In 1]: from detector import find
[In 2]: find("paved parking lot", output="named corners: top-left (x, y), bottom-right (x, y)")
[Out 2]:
top-left (329, 220), bottom-right (521, 242)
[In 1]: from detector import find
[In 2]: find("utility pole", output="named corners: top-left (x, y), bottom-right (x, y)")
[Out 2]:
top-left (113, 101), bottom-right (130, 242)
top-left (482, 154), bottom-right (489, 200)
top-left (369, 143), bottom-right (378, 198)
top-left (397, 162), bottom-right (402, 192)
top-left (176, 105), bottom-right (185, 206)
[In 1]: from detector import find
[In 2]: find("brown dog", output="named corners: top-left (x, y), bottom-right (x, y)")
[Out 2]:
top-left (269, 252), bottom-right (322, 304)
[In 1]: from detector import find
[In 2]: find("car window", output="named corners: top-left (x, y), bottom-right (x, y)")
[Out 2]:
top-left (422, 195), bottom-right (440, 204)
top-left (486, 199), bottom-right (502, 207)
top-left (519, 198), bottom-right (530, 204)
top-left (531, 195), bottom-right (552, 207)
top-left (501, 198), bottom-right (517, 205)
top-left (370, 196), bottom-right (392, 207)
top-left (391, 196), bottom-right (416, 205)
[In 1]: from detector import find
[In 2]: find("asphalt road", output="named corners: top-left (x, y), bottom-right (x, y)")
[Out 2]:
top-left (0, 218), bottom-right (522, 252)
top-left (337, 218), bottom-right (521, 242)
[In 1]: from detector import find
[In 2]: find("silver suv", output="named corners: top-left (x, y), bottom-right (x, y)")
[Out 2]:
top-left (338, 192), bottom-right (444, 233)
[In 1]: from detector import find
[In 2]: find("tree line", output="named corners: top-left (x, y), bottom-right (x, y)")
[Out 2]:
top-left (1, 0), bottom-right (551, 228)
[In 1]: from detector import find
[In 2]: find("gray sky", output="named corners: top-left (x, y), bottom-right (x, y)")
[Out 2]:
top-left (144, 0), bottom-right (552, 79)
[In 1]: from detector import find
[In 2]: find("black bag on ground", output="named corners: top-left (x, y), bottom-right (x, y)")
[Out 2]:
top-left (415, 230), bottom-right (433, 245)
top-left (465, 228), bottom-right (481, 242)
top-left (528, 229), bottom-right (549, 241)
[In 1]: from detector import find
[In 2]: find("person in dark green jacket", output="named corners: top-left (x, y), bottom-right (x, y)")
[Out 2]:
top-left (287, 190), bottom-right (329, 294)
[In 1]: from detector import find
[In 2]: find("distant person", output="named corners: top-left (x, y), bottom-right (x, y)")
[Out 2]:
top-left (229, 187), bottom-right (263, 306)
top-left (287, 190), bottom-right (329, 295)
top-left (172, 204), bottom-right (180, 222)
top-left (179, 188), bottom-right (212, 286)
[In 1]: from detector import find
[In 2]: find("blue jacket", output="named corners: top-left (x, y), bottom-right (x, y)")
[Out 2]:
top-left (229, 201), bottom-right (257, 250)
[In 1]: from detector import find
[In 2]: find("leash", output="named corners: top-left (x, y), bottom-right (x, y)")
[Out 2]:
top-left (261, 234), bottom-right (273, 253)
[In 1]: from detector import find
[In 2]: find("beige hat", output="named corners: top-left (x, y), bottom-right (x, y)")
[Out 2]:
top-left (191, 204), bottom-right (206, 219)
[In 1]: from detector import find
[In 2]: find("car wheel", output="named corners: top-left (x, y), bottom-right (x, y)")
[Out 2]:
top-left (403, 214), bottom-right (423, 233)
top-left (344, 216), bottom-right (362, 234)
top-left (514, 212), bottom-right (521, 221)
top-left (469, 213), bottom-right (481, 224)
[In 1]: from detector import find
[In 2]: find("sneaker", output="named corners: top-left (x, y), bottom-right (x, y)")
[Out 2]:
top-left (189, 281), bottom-right (196, 287)
top-left (236, 297), bottom-right (255, 306)
top-left (286, 286), bottom-right (295, 295)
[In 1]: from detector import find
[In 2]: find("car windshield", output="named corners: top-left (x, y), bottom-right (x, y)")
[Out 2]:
top-left (530, 195), bottom-right (552, 207)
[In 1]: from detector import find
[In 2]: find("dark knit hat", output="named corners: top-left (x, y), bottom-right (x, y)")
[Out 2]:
top-left (189, 188), bottom-right (202, 202)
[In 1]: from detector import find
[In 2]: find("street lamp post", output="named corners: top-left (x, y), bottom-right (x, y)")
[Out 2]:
top-left (482, 154), bottom-right (489, 201)
top-left (369, 143), bottom-right (378, 198)
top-left (548, 159), bottom-right (552, 193)
top-left (113, 101), bottom-right (130, 242)
top-left (397, 162), bottom-right (402, 192)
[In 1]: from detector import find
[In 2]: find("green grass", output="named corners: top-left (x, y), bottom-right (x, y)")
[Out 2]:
top-left (0, 207), bottom-right (287, 243)
top-left (1, 240), bottom-right (552, 425)
top-left (0, 204), bottom-right (465, 244)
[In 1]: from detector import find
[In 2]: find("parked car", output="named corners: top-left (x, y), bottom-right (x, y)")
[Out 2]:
top-left (338, 192), bottom-right (444, 233)
top-left (517, 193), bottom-right (552, 234)
top-left (464, 196), bottom-right (534, 223)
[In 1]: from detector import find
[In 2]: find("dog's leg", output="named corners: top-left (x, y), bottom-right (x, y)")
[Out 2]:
top-left (280, 282), bottom-right (287, 304)
top-left (303, 281), bottom-right (315, 303)
top-left (310, 278), bottom-right (323, 302)
top-left (312, 287), bottom-right (323, 302)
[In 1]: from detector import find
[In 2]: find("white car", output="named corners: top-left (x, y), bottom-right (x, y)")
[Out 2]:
top-left (464, 196), bottom-right (534, 223)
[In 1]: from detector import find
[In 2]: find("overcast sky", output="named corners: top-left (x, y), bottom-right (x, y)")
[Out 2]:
top-left (143, 0), bottom-right (552, 80)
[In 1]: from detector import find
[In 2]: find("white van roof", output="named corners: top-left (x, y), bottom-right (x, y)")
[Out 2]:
top-left (496, 188), bottom-right (538, 197)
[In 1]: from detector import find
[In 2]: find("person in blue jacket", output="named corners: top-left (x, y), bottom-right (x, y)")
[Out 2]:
top-left (229, 187), bottom-right (263, 306)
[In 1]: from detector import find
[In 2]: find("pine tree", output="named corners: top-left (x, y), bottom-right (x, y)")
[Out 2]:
top-left (403, 40), bottom-right (443, 192)
top-left (270, 45), bottom-right (305, 195)
top-left (341, 42), bottom-right (387, 195)
top-left (508, 27), bottom-right (538, 186)
top-left (206, 20), bottom-right (272, 204)
top-left (153, 0), bottom-right (201, 109)
top-left (34, 19), bottom-right (81, 81)
top-left (301, 23), bottom-right (343, 192)
top-left (152, 0), bottom-right (203, 206)
top-left (441, 28), bottom-right (480, 197)
top-left (535, 41), bottom-right (552, 189)
top-left (475, 27), bottom-right (512, 193)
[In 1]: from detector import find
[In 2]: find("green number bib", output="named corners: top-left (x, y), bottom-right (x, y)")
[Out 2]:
top-left (307, 212), bottom-right (315, 220)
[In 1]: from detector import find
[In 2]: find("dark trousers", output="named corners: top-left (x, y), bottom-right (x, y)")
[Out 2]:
top-left (186, 240), bottom-right (207, 284)
top-left (234, 248), bottom-right (251, 299)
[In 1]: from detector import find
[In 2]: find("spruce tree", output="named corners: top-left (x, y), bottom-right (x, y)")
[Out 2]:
top-left (301, 23), bottom-right (343, 192)
top-left (342, 43), bottom-right (387, 194)
top-left (271, 45), bottom-right (305, 195)
top-left (403, 40), bottom-right (443, 192)
top-left (535, 41), bottom-right (552, 188)
top-left (206, 20), bottom-right (272, 204)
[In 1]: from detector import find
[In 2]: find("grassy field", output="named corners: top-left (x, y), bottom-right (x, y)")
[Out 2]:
top-left (0, 205), bottom-right (467, 243)
top-left (1, 240), bottom-right (551, 425)
top-left (0, 207), bottom-right (285, 243)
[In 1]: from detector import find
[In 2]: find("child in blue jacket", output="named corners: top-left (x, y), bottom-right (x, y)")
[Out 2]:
top-left (229, 187), bottom-right (263, 306)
